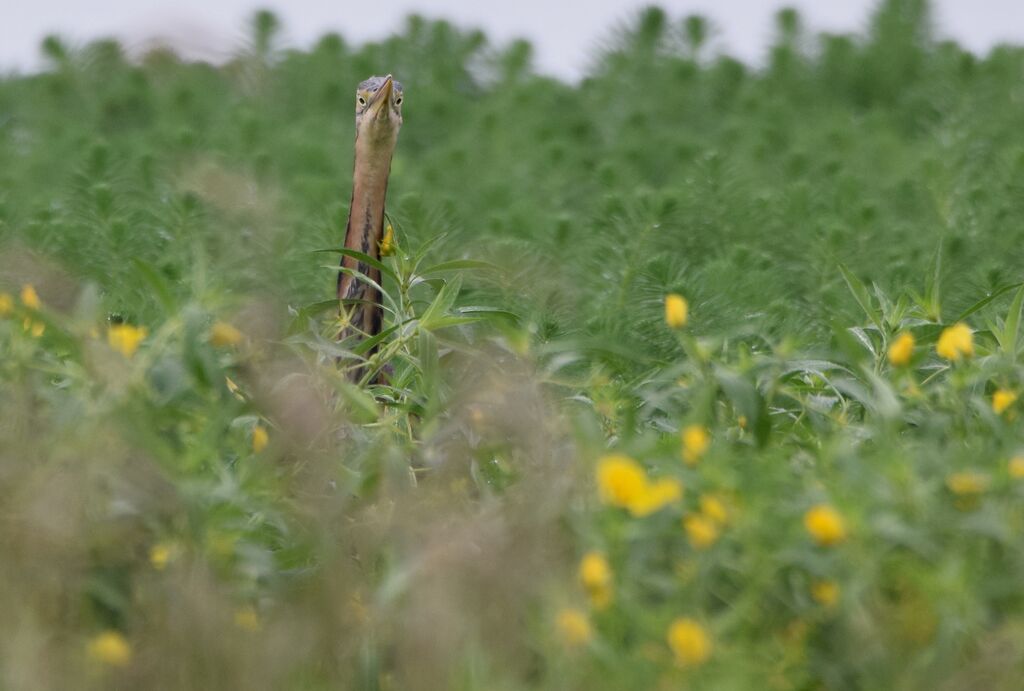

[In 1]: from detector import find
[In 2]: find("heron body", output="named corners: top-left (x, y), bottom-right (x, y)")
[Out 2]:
top-left (337, 75), bottom-right (404, 378)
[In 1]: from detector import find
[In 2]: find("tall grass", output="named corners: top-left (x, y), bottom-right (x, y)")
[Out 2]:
top-left (2, 1), bottom-right (1024, 688)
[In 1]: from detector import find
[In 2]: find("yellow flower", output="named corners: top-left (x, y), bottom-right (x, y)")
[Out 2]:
top-left (811, 580), bottom-right (840, 608)
top-left (379, 223), bottom-right (396, 257)
top-left (23, 319), bottom-right (45, 337)
top-left (803, 504), bottom-right (847, 547)
top-left (555, 608), bottom-right (592, 648)
top-left (992, 389), bottom-right (1017, 415)
top-left (665, 293), bottom-right (688, 329)
top-left (596, 455), bottom-right (682, 517)
top-left (629, 477), bottom-right (683, 517)
top-left (0, 292), bottom-right (12, 316)
top-left (1009, 456), bottom-right (1024, 479)
top-left (699, 494), bottom-right (729, 525)
top-left (252, 424), bottom-right (269, 453)
top-left (87, 630), bottom-right (132, 667)
top-left (684, 514), bottom-right (720, 550)
top-left (681, 424), bottom-right (710, 465)
top-left (149, 543), bottom-right (171, 570)
top-left (596, 455), bottom-right (648, 509)
top-left (667, 618), bottom-right (712, 667)
top-left (579, 551), bottom-right (613, 610)
top-left (20, 284), bottom-right (41, 309)
top-left (936, 322), bottom-right (974, 361)
top-left (234, 606), bottom-right (262, 632)
top-left (946, 471), bottom-right (988, 496)
top-left (149, 541), bottom-right (181, 570)
top-left (210, 321), bottom-right (243, 347)
top-left (887, 331), bottom-right (915, 367)
top-left (107, 324), bottom-right (148, 357)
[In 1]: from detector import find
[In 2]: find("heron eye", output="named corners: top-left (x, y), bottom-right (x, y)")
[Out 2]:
top-left (394, 96), bottom-right (403, 106)
top-left (357, 95), bottom-right (366, 106)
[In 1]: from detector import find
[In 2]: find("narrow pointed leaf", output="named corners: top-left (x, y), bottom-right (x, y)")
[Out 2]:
top-left (313, 248), bottom-right (398, 281)
top-left (838, 263), bottom-right (882, 331)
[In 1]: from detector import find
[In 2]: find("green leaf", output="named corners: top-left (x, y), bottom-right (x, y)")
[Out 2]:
top-left (714, 366), bottom-right (770, 447)
top-left (538, 337), bottom-right (657, 365)
top-left (351, 323), bottom-right (401, 356)
top-left (830, 319), bottom-right (872, 365)
top-left (313, 247), bottom-right (398, 282)
top-left (954, 282), bottom-right (1024, 323)
top-left (418, 259), bottom-right (499, 277)
top-left (1001, 283), bottom-right (1024, 358)
top-left (132, 258), bottom-right (177, 313)
top-left (286, 299), bottom-right (339, 335)
top-left (419, 275), bottom-right (462, 330)
top-left (335, 380), bottom-right (380, 424)
top-left (417, 328), bottom-right (440, 398)
top-left (455, 305), bottom-right (520, 324)
top-left (923, 241), bottom-right (943, 320)
top-left (326, 265), bottom-right (400, 314)
top-left (418, 315), bottom-right (481, 329)
top-left (838, 263), bottom-right (882, 332)
top-left (407, 276), bottom-right (446, 291)
top-left (410, 232), bottom-right (449, 263)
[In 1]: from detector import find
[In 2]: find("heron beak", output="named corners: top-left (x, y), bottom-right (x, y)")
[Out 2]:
top-left (368, 75), bottom-right (394, 119)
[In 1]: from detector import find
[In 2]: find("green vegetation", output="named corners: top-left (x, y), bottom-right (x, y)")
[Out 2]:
top-left (3, 1), bottom-right (1024, 688)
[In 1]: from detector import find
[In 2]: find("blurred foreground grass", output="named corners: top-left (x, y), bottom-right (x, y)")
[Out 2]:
top-left (3, 1), bottom-right (1024, 689)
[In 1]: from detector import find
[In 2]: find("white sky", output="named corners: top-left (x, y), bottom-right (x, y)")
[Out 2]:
top-left (4, 0), bottom-right (1024, 79)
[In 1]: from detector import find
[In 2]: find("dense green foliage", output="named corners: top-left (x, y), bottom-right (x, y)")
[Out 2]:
top-left (3, 1), bottom-right (1024, 688)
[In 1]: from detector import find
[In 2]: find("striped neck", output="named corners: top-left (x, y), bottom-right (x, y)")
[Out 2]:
top-left (346, 136), bottom-right (396, 258)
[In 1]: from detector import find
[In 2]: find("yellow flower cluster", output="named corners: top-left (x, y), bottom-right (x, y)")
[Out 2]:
top-left (0, 292), bottom-right (13, 316)
top-left (683, 493), bottom-right (731, 549)
top-left (108, 323), bottom-right (148, 357)
top-left (555, 608), bottom-right (592, 648)
top-left (252, 424), bottom-right (270, 453)
top-left (936, 323), bottom-right (974, 361)
top-left (210, 321), bottom-right (244, 347)
top-left (887, 331), bottom-right (915, 367)
top-left (579, 551), bottom-right (613, 609)
top-left (992, 389), bottom-right (1017, 415)
top-left (149, 541), bottom-right (182, 570)
top-left (20, 284), bottom-right (45, 337)
top-left (811, 579), bottom-right (841, 607)
top-left (87, 630), bottom-right (132, 667)
top-left (596, 455), bottom-right (682, 517)
top-left (803, 504), bottom-right (847, 547)
top-left (681, 424), bottom-right (710, 465)
top-left (684, 514), bottom-right (719, 550)
top-left (665, 293), bottom-right (688, 329)
top-left (699, 494), bottom-right (728, 525)
top-left (666, 617), bottom-right (712, 667)
top-left (811, 581), bottom-right (843, 610)
top-left (234, 606), bottom-right (262, 632)
top-left (20, 284), bottom-right (40, 310)
top-left (946, 471), bottom-right (988, 496)
top-left (1010, 456), bottom-right (1024, 479)
top-left (597, 455), bottom-right (645, 506)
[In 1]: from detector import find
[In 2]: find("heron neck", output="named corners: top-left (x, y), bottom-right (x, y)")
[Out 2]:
top-left (346, 141), bottom-right (395, 257)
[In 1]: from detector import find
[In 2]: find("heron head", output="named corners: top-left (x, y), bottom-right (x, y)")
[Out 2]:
top-left (354, 74), bottom-right (403, 143)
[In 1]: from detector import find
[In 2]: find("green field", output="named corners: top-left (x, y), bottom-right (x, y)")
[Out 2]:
top-left (3, 1), bottom-right (1024, 688)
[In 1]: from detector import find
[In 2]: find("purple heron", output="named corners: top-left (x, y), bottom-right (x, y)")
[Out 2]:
top-left (336, 74), bottom-right (403, 380)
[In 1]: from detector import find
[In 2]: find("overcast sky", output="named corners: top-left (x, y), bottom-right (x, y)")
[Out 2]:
top-left (4, 0), bottom-right (1024, 79)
